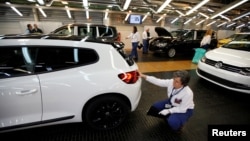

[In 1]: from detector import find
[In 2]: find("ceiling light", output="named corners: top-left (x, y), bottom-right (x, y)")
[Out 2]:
top-left (186, 0), bottom-right (209, 15)
top-left (236, 24), bottom-right (245, 28)
top-left (175, 10), bottom-right (185, 16)
top-left (196, 19), bottom-right (205, 25)
top-left (65, 6), bottom-right (71, 19)
top-left (124, 11), bottom-right (131, 21)
top-left (83, 0), bottom-right (88, 7)
top-left (37, 0), bottom-right (45, 5)
top-left (104, 9), bottom-right (109, 19)
top-left (6, 2), bottom-right (23, 17)
top-left (156, 0), bottom-right (172, 13)
top-left (233, 12), bottom-right (250, 21)
top-left (156, 14), bottom-right (166, 23)
top-left (184, 18), bottom-right (192, 24)
top-left (227, 22), bottom-right (236, 28)
top-left (211, 0), bottom-right (248, 19)
top-left (86, 10), bottom-right (89, 19)
top-left (219, 15), bottom-right (231, 22)
top-left (171, 17), bottom-right (179, 24)
top-left (123, 0), bottom-right (132, 10)
top-left (206, 21), bottom-right (216, 26)
top-left (61, 1), bottom-right (68, 5)
top-left (207, 8), bottom-right (214, 12)
top-left (142, 12), bottom-right (150, 22)
top-left (36, 4), bottom-right (47, 17)
top-left (199, 12), bottom-right (209, 19)
top-left (217, 22), bottom-right (227, 27)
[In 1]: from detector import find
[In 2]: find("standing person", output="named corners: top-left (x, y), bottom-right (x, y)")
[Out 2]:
top-left (126, 26), bottom-right (140, 60)
top-left (142, 28), bottom-right (151, 54)
top-left (200, 29), bottom-right (212, 50)
top-left (140, 70), bottom-right (194, 132)
top-left (32, 24), bottom-right (43, 33)
top-left (24, 24), bottom-right (33, 34)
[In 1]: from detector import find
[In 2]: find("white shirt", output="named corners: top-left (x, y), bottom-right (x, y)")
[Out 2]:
top-left (142, 31), bottom-right (148, 40)
top-left (200, 35), bottom-right (211, 46)
top-left (146, 76), bottom-right (195, 113)
top-left (127, 32), bottom-right (140, 43)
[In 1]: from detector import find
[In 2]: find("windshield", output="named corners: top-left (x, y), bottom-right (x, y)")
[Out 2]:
top-left (170, 30), bottom-right (186, 37)
top-left (222, 34), bottom-right (250, 51)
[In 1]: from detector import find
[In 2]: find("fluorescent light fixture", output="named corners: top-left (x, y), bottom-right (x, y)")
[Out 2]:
top-left (156, 0), bottom-right (172, 13)
top-left (83, 0), bottom-right (88, 7)
top-left (226, 22), bottom-right (236, 27)
top-left (171, 17), bottom-right (179, 24)
top-left (233, 12), bottom-right (250, 21)
top-left (199, 12), bottom-right (209, 19)
top-left (219, 15), bottom-right (231, 22)
top-left (142, 12), bottom-right (150, 22)
top-left (6, 2), bottom-right (23, 16)
top-left (186, 0), bottom-right (209, 15)
top-left (86, 10), bottom-right (89, 19)
top-left (156, 14), bottom-right (166, 23)
top-left (207, 8), bottom-right (214, 12)
top-left (211, 0), bottom-right (248, 19)
top-left (236, 24), bottom-right (245, 28)
top-left (37, 0), bottom-right (45, 5)
top-left (217, 22), bottom-right (227, 27)
top-left (104, 9), bottom-right (109, 19)
top-left (206, 21), bottom-right (216, 26)
top-left (124, 11), bottom-right (131, 21)
top-left (36, 4), bottom-right (47, 17)
top-left (175, 10), bottom-right (185, 16)
top-left (196, 19), bottom-right (205, 25)
top-left (61, 1), bottom-right (68, 5)
top-left (184, 18), bottom-right (192, 24)
top-left (123, 0), bottom-right (132, 10)
top-left (65, 6), bottom-right (71, 19)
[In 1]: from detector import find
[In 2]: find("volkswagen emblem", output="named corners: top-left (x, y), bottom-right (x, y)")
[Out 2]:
top-left (215, 61), bottom-right (223, 68)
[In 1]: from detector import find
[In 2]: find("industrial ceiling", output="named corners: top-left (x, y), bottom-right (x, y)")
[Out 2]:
top-left (0, 0), bottom-right (249, 28)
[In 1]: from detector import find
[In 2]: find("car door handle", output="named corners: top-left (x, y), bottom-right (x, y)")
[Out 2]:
top-left (16, 89), bottom-right (38, 95)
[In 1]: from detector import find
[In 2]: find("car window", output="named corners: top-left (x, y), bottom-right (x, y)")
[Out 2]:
top-left (0, 47), bottom-right (36, 78)
top-left (197, 31), bottom-right (205, 40)
top-left (183, 31), bottom-right (194, 40)
top-left (99, 27), bottom-right (113, 37)
top-left (35, 47), bottom-right (98, 73)
top-left (78, 26), bottom-right (96, 37)
top-left (53, 26), bottom-right (74, 35)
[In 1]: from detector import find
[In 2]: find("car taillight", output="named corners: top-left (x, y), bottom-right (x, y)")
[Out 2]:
top-left (118, 70), bottom-right (139, 84)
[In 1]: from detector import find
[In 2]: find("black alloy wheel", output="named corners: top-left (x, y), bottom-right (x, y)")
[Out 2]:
top-left (84, 96), bottom-right (130, 130)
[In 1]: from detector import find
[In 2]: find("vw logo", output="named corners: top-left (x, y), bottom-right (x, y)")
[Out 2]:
top-left (215, 61), bottom-right (223, 68)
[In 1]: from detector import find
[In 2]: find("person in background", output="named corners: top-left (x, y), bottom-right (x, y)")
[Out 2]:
top-left (200, 29), bottom-right (212, 50)
top-left (142, 28), bottom-right (151, 54)
top-left (32, 24), bottom-right (43, 33)
top-left (126, 26), bottom-right (140, 60)
top-left (24, 24), bottom-right (33, 34)
top-left (140, 70), bottom-right (194, 132)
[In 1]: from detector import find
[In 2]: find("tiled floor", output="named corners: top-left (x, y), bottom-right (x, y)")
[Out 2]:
top-left (1, 50), bottom-right (250, 141)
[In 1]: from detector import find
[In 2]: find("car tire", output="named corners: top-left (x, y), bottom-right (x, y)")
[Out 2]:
top-left (84, 95), bottom-right (129, 130)
top-left (167, 48), bottom-right (176, 58)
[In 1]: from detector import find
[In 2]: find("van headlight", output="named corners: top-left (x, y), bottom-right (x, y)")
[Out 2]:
top-left (239, 68), bottom-right (250, 76)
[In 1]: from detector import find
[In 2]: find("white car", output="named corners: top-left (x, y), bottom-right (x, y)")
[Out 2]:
top-left (0, 35), bottom-right (141, 132)
top-left (196, 33), bottom-right (250, 94)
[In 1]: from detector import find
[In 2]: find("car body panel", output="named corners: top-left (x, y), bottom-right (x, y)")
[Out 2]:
top-left (0, 36), bottom-right (141, 132)
top-left (196, 38), bottom-right (250, 94)
top-left (0, 75), bottom-right (42, 128)
top-left (149, 27), bottom-right (217, 57)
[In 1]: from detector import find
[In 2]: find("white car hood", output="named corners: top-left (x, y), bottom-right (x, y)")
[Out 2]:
top-left (205, 47), bottom-right (250, 67)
